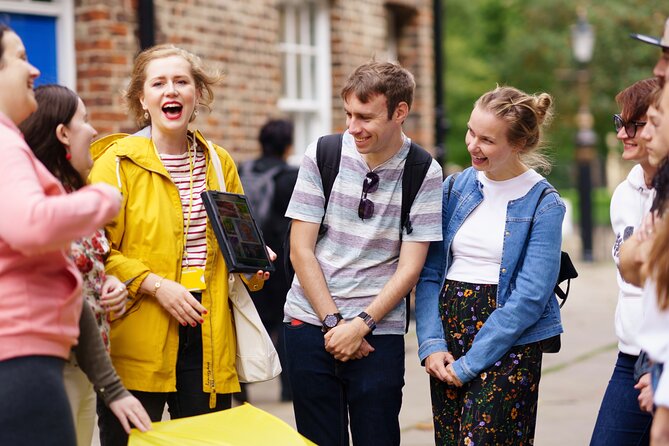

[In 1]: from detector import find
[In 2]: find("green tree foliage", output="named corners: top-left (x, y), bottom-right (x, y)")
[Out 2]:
top-left (442, 0), bottom-right (665, 187)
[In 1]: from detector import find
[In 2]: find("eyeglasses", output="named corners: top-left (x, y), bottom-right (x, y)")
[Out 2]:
top-left (358, 172), bottom-right (380, 220)
top-left (613, 114), bottom-right (647, 138)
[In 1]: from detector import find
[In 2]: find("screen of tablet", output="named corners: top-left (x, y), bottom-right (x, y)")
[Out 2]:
top-left (202, 190), bottom-right (275, 273)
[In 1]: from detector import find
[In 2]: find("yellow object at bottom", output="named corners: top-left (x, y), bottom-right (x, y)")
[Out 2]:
top-left (128, 403), bottom-right (316, 446)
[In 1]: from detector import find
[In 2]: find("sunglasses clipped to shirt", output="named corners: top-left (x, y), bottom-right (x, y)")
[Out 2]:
top-left (613, 114), bottom-right (646, 138)
top-left (358, 171), bottom-right (380, 220)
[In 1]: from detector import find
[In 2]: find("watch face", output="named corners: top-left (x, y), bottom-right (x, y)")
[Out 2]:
top-left (323, 314), bottom-right (339, 328)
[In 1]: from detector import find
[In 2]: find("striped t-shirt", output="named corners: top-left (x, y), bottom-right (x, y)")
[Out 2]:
top-left (160, 146), bottom-right (208, 269)
top-left (284, 131), bottom-right (443, 334)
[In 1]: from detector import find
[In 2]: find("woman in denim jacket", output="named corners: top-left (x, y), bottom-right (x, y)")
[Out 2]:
top-left (415, 85), bottom-right (565, 445)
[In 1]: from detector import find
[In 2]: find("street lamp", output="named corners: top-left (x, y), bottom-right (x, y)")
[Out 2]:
top-left (571, 9), bottom-right (596, 262)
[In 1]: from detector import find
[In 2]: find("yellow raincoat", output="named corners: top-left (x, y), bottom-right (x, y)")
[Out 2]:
top-left (90, 128), bottom-right (261, 400)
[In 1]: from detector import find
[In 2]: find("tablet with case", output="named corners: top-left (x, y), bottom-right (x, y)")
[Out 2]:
top-left (201, 190), bottom-right (275, 273)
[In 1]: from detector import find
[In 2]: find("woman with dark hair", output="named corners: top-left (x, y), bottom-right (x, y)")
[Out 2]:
top-left (0, 27), bottom-right (121, 445)
top-left (19, 84), bottom-right (151, 445)
top-left (590, 77), bottom-right (659, 446)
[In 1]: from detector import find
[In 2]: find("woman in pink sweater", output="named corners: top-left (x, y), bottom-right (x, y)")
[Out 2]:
top-left (0, 26), bottom-right (121, 445)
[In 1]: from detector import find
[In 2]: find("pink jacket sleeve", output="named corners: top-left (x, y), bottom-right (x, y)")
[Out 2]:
top-left (0, 143), bottom-right (121, 255)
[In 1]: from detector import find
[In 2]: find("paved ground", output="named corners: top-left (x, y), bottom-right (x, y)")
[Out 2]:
top-left (245, 260), bottom-right (620, 446)
top-left (93, 259), bottom-right (620, 445)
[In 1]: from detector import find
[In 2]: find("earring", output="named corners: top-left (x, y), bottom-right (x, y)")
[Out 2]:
top-left (144, 111), bottom-right (149, 120)
top-left (64, 146), bottom-right (72, 161)
top-left (194, 109), bottom-right (199, 117)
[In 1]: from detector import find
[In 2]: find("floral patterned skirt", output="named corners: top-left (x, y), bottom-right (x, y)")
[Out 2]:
top-left (429, 280), bottom-right (543, 446)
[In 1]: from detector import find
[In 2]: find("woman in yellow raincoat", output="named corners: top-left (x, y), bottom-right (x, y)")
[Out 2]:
top-left (89, 44), bottom-right (270, 446)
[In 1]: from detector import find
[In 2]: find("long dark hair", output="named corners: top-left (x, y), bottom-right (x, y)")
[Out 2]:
top-left (19, 85), bottom-right (85, 190)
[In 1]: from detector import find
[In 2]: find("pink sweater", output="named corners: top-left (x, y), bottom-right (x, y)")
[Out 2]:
top-left (0, 113), bottom-right (121, 362)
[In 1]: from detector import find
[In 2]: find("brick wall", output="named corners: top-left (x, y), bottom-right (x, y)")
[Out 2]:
top-left (75, 0), bottom-right (435, 160)
top-left (75, 0), bottom-right (138, 135)
top-left (330, 0), bottom-right (435, 152)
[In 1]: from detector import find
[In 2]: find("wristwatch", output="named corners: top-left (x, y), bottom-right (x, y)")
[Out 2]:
top-left (321, 312), bottom-right (343, 333)
top-left (357, 311), bottom-right (377, 332)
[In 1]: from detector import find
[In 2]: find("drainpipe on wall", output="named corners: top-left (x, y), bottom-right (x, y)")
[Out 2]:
top-left (138, 0), bottom-right (156, 50)
top-left (433, 0), bottom-right (447, 166)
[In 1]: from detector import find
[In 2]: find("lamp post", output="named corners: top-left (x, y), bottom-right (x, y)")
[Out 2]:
top-left (571, 9), bottom-right (596, 262)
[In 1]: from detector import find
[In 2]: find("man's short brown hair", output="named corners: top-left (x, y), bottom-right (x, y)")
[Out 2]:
top-left (340, 61), bottom-right (415, 119)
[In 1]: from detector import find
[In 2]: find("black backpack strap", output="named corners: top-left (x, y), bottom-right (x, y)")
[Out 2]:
top-left (316, 133), bottom-right (343, 215)
top-left (531, 186), bottom-right (576, 307)
top-left (283, 134), bottom-right (342, 284)
top-left (400, 142), bottom-right (434, 238)
top-left (446, 172), bottom-right (460, 203)
top-left (399, 142), bottom-right (433, 333)
top-left (537, 186), bottom-right (558, 206)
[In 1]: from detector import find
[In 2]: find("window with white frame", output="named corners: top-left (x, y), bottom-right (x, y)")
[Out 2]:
top-left (278, 0), bottom-right (331, 161)
top-left (0, 0), bottom-right (75, 88)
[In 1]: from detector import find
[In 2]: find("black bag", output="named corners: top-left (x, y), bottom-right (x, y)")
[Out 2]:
top-left (532, 187), bottom-right (578, 353)
top-left (555, 250), bottom-right (578, 306)
top-left (283, 134), bottom-right (435, 331)
top-left (536, 188), bottom-right (579, 307)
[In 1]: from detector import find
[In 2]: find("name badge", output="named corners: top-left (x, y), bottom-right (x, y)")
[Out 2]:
top-left (181, 267), bottom-right (206, 291)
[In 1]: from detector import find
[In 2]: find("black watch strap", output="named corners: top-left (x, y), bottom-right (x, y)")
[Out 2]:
top-left (357, 311), bottom-right (377, 332)
top-left (321, 312), bottom-right (343, 332)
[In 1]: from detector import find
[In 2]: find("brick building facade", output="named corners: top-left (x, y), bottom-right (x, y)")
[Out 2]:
top-left (4, 0), bottom-right (435, 161)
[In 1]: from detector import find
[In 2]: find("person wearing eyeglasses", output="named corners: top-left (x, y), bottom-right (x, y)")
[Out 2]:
top-left (590, 78), bottom-right (659, 446)
top-left (283, 61), bottom-right (443, 446)
top-left (415, 85), bottom-right (564, 445)
top-left (619, 82), bottom-right (669, 446)
top-left (631, 17), bottom-right (669, 86)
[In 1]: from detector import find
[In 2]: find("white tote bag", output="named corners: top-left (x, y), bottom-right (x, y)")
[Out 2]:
top-left (205, 138), bottom-right (282, 383)
top-left (227, 273), bottom-right (282, 383)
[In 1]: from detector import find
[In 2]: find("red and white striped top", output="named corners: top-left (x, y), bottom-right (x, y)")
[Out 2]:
top-left (160, 147), bottom-right (208, 269)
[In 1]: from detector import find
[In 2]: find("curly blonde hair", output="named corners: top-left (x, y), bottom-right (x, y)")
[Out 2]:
top-left (125, 44), bottom-right (220, 127)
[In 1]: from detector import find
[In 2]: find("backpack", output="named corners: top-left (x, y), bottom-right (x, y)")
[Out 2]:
top-left (238, 160), bottom-right (285, 230)
top-left (283, 133), bottom-right (435, 331)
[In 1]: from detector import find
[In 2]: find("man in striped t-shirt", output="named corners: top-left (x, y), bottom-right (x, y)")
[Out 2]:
top-left (284, 61), bottom-right (442, 446)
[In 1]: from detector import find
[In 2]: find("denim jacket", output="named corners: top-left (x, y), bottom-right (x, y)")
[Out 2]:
top-left (415, 167), bottom-right (565, 384)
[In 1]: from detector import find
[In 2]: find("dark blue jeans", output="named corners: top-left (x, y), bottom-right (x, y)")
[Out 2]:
top-left (590, 352), bottom-right (652, 446)
top-left (284, 321), bottom-right (405, 446)
top-left (0, 356), bottom-right (76, 446)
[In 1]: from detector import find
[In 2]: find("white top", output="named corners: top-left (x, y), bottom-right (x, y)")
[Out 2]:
top-left (636, 279), bottom-right (669, 407)
top-left (610, 164), bottom-right (654, 355)
top-left (447, 169), bottom-right (543, 284)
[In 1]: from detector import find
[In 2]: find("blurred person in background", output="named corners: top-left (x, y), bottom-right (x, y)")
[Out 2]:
top-left (237, 118), bottom-right (297, 402)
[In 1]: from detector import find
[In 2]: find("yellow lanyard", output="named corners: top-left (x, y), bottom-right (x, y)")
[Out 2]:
top-left (154, 135), bottom-right (196, 267)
